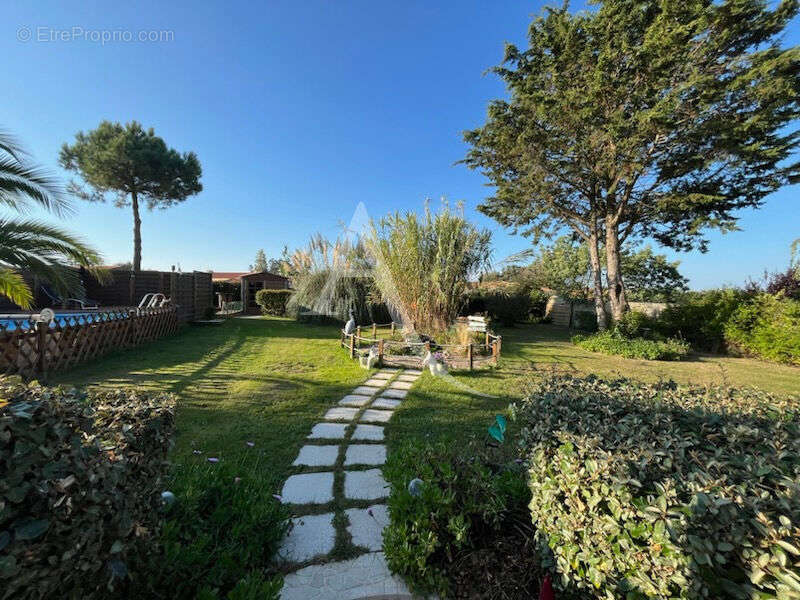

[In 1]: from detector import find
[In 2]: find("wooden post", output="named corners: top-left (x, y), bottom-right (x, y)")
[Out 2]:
top-left (36, 320), bottom-right (47, 380)
top-left (349, 334), bottom-right (356, 359)
top-left (378, 339), bottom-right (384, 366)
top-left (485, 331), bottom-right (490, 348)
top-left (356, 326), bottom-right (361, 351)
top-left (372, 323), bottom-right (377, 338)
top-left (424, 341), bottom-right (431, 354)
top-left (468, 343), bottom-right (473, 371)
top-left (391, 321), bottom-right (395, 336)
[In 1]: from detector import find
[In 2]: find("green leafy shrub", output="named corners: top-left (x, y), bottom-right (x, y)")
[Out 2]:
top-left (255, 289), bottom-right (292, 316)
top-left (573, 330), bottom-right (689, 360)
top-left (518, 374), bottom-right (800, 599)
top-left (144, 459), bottom-right (288, 599)
top-left (655, 289), bottom-right (749, 352)
top-left (725, 293), bottom-right (800, 365)
top-left (529, 288), bottom-right (549, 321)
top-left (0, 379), bottom-right (176, 598)
top-left (383, 438), bottom-right (531, 597)
top-left (613, 310), bottom-right (657, 338)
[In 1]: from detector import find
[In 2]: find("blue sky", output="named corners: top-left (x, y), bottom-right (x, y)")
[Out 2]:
top-left (3, 1), bottom-right (798, 288)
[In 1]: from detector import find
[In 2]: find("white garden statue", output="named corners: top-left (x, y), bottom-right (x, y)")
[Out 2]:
top-left (344, 309), bottom-right (356, 336)
top-left (422, 350), bottom-right (447, 376)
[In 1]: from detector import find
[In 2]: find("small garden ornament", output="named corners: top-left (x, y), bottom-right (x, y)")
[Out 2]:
top-left (422, 350), bottom-right (446, 376)
top-left (344, 309), bottom-right (356, 336)
top-left (360, 345), bottom-right (379, 369)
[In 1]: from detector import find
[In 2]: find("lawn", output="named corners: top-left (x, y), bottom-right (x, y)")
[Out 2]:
top-left (50, 316), bottom-right (799, 588)
top-left (53, 317), bottom-right (799, 474)
top-left (51, 316), bottom-right (368, 514)
top-left (53, 316), bottom-right (800, 454)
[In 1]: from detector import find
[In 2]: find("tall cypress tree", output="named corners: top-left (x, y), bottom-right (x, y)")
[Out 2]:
top-left (464, 0), bottom-right (799, 327)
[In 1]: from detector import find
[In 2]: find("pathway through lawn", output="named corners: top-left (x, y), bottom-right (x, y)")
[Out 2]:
top-left (278, 367), bottom-right (421, 600)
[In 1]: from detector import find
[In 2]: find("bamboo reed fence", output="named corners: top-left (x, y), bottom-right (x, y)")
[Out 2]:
top-left (0, 306), bottom-right (178, 379)
top-left (339, 321), bottom-right (502, 370)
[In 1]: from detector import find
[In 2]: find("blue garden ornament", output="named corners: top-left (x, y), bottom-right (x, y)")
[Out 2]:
top-left (487, 414), bottom-right (507, 444)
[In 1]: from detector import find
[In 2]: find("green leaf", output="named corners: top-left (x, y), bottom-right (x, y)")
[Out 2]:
top-left (14, 519), bottom-right (49, 541)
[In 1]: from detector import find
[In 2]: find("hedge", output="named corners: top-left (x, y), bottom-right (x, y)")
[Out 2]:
top-left (255, 289), bottom-right (292, 316)
top-left (573, 330), bottom-right (690, 360)
top-left (725, 293), bottom-right (800, 365)
top-left (517, 374), bottom-right (800, 599)
top-left (0, 379), bottom-right (176, 599)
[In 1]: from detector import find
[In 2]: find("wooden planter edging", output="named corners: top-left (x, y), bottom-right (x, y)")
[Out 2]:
top-left (0, 306), bottom-right (179, 379)
top-left (338, 321), bottom-right (502, 370)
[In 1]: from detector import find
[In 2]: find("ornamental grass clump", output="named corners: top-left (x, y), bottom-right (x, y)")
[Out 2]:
top-left (518, 374), bottom-right (800, 599)
top-left (0, 379), bottom-right (176, 599)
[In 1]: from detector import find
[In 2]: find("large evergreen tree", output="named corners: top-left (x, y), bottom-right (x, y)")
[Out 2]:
top-left (463, 0), bottom-right (799, 327)
top-left (60, 121), bottom-right (202, 272)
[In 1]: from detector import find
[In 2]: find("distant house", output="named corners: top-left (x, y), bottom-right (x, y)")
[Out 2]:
top-left (211, 271), bottom-right (290, 313)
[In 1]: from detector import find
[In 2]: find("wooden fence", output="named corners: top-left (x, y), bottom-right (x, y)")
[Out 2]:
top-left (0, 306), bottom-right (178, 379)
top-left (339, 321), bottom-right (502, 370)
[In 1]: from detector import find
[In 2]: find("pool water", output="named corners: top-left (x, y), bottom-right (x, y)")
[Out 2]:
top-left (0, 310), bottom-right (128, 332)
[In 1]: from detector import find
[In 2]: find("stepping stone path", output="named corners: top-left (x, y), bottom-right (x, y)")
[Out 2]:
top-left (279, 367), bottom-right (423, 599)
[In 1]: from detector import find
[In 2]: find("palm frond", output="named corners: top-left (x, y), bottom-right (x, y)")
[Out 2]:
top-left (0, 268), bottom-right (33, 309)
top-left (0, 218), bottom-right (105, 299)
top-left (0, 129), bottom-right (71, 216)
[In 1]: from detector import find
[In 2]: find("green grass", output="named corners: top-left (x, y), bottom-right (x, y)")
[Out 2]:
top-left (387, 322), bottom-right (800, 453)
top-left (53, 318), bottom-right (800, 471)
top-left (53, 316), bottom-right (367, 478)
top-left (50, 317), bottom-right (800, 590)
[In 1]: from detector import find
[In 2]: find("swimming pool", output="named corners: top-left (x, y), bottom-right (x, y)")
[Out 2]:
top-left (0, 310), bottom-right (129, 332)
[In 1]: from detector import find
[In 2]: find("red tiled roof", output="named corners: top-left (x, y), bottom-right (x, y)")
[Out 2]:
top-left (212, 272), bottom-right (248, 281)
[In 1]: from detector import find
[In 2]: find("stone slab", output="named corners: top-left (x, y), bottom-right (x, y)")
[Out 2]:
top-left (281, 472), bottom-right (335, 505)
top-left (352, 386), bottom-right (381, 396)
top-left (372, 398), bottom-right (401, 410)
top-left (344, 468), bottom-right (389, 500)
top-left (363, 378), bottom-right (387, 388)
top-left (344, 444), bottom-right (386, 466)
top-left (389, 380), bottom-right (413, 390)
top-left (381, 388), bottom-right (408, 399)
top-left (338, 394), bottom-right (372, 407)
top-left (370, 372), bottom-right (393, 380)
top-left (323, 406), bottom-right (359, 421)
top-left (397, 374), bottom-right (418, 382)
top-left (404, 369), bottom-right (422, 376)
top-left (292, 445), bottom-right (339, 467)
top-left (307, 422), bottom-right (348, 439)
top-left (351, 424), bottom-right (384, 441)
top-left (278, 513), bottom-right (336, 562)
top-left (280, 552), bottom-right (412, 600)
top-left (360, 409), bottom-right (393, 424)
top-left (345, 505), bottom-right (389, 552)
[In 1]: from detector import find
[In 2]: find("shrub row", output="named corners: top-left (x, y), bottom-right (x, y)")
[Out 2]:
top-left (725, 293), bottom-right (800, 366)
top-left (573, 330), bottom-right (690, 360)
top-left (517, 374), bottom-right (800, 599)
top-left (254, 289), bottom-right (292, 316)
top-left (383, 439), bottom-right (533, 597)
top-left (616, 290), bottom-right (800, 364)
top-left (0, 379), bottom-right (176, 599)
